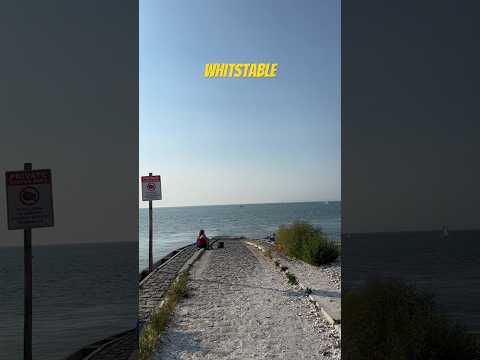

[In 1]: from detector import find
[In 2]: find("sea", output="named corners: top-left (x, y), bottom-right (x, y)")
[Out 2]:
top-left (139, 201), bottom-right (341, 272)
top-left (0, 242), bottom-right (137, 360)
top-left (343, 230), bottom-right (480, 332)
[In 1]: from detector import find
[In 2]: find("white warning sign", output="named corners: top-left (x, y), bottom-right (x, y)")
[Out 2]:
top-left (5, 169), bottom-right (54, 230)
top-left (141, 175), bottom-right (162, 201)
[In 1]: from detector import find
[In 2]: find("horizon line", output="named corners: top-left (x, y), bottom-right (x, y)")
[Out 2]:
top-left (138, 199), bottom-right (341, 209)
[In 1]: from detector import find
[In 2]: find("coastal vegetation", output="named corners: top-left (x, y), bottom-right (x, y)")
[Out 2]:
top-left (276, 222), bottom-right (339, 265)
top-left (139, 271), bottom-right (190, 360)
top-left (343, 279), bottom-right (480, 360)
top-left (286, 272), bottom-right (299, 285)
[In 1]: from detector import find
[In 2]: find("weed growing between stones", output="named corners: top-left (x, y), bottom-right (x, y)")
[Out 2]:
top-left (286, 272), bottom-right (299, 285)
top-left (274, 260), bottom-right (280, 267)
top-left (280, 265), bottom-right (288, 272)
top-left (139, 271), bottom-right (190, 360)
top-left (264, 248), bottom-right (272, 259)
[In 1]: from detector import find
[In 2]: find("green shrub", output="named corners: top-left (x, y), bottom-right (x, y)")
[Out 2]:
top-left (343, 279), bottom-right (480, 360)
top-left (276, 221), bottom-right (339, 265)
top-left (286, 272), bottom-right (298, 285)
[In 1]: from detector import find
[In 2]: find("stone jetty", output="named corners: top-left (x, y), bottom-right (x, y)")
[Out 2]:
top-left (69, 236), bottom-right (340, 359)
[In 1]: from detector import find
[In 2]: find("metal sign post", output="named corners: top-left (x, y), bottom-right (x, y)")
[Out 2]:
top-left (5, 163), bottom-right (54, 360)
top-left (141, 173), bottom-right (162, 273)
top-left (24, 163), bottom-right (32, 360)
top-left (149, 173), bottom-right (153, 272)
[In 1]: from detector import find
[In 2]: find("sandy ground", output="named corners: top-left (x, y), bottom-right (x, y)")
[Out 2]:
top-left (153, 239), bottom-right (340, 360)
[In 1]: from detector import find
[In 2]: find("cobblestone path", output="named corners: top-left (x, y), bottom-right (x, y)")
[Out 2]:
top-left (87, 244), bottom-right (199, 360)
top-left (139, 244), bottom-right (198, 326)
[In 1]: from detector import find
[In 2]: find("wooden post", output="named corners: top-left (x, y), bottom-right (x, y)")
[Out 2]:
top-left (148, 172), bottom-right (153, 272)
top-left (24, 162), bottom-right (32, 360)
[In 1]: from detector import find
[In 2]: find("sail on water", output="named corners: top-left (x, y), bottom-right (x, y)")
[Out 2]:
top-left (442, 225), bottom-right (449, 239)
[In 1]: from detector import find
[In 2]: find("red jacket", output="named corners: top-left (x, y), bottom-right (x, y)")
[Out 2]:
top-left (197, 235), bottom-right (207, 248)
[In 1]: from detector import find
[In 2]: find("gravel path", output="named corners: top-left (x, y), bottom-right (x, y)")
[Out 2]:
top-left (154, 239), bottom-right (340, 360)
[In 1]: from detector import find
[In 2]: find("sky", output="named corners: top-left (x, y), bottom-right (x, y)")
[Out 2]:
top-left (0, 1), bottom-right (138, 246)
top-left (140, 0), bottom-right (341, 208)
top-left (342, 1), bottom-right (480, 232)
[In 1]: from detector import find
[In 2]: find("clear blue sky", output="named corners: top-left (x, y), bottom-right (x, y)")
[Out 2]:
top-left (140, 0), bottom-right (340, 207)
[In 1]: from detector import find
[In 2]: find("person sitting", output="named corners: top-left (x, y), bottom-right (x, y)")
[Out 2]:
top-left (196, 229), bottom-right (209, 249)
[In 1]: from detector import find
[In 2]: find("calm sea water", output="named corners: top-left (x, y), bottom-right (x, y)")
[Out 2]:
top-left (343, 231), bottom-right (480, 331)
top-left (139, 202), bottom-right (341, 271)
top-left (0, 242), bottom-right (137, 360)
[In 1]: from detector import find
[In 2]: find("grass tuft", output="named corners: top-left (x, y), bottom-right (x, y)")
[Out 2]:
top-left (264, 248), bottom-right (272, 259)
top-left (286, 272), bottom-right (298, 285)
top-left (139, 271), bottom-right (190, 360)
top-left (276, 221), bottom-right (339, 265)
top-left (274, 260), bottom-right (280, 267)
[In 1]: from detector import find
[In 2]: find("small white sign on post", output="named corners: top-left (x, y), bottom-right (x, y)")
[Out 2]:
top-left (5, 169), bottom-right (54, 230)
top-left (141, 175), bottom-right (162, 201)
